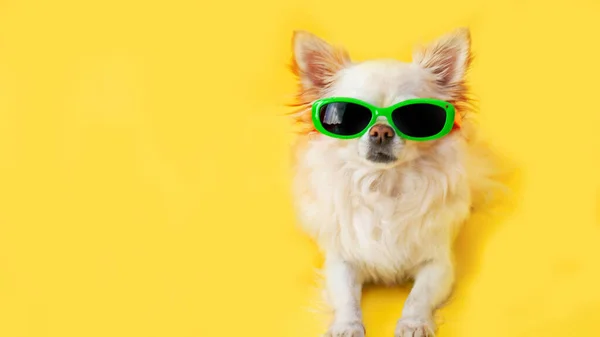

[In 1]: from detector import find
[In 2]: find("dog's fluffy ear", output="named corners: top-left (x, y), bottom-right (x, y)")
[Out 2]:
top-left (413, 28), bottom-right (472, 97)
top-left (291, 31), bottom-right (350, 93)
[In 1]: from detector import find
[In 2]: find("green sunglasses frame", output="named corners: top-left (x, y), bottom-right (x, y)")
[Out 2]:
top-left (312, 97), bottom-right (456, 141)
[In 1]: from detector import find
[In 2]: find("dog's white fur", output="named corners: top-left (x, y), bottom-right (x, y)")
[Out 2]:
top-left (288, 28), bottom-right (497, 337)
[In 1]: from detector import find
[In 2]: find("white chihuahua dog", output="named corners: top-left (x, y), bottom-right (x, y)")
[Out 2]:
top-left (287, 28), bottom-right (499, 337)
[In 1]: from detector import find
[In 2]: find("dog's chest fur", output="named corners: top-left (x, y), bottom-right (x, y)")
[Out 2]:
top-left (293, 136), bottom-right (472, 284)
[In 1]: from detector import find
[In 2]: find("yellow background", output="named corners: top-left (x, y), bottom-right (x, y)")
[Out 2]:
top-left (0, 0), bottom-right (599, 336)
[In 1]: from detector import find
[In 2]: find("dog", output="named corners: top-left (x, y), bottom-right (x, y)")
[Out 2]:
top-left (287, 27), bottom-right (500, 336)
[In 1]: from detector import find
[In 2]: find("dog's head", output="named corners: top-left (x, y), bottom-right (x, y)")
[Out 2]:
top-left (289, 28), bottom-right (473, 168)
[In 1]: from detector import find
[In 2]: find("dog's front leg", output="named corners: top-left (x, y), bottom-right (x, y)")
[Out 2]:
top-left (324, 255), bottom-right (365, 337)
top-left (395, 259), bottom-right (454, 337)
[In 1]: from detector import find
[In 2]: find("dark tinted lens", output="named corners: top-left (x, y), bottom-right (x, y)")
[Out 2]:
top-left (318, 102), bottom-right (372, 136)
top-left (391, 103), bottom-right (447, 138)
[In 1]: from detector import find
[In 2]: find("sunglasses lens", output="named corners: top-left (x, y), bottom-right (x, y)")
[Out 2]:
top-left (391, 103), bottom-right (448, 138)
top-left (318, 102), bottom-right (372, 136)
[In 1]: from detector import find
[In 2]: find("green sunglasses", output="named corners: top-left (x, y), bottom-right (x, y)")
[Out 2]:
top-left (312, 97), bottom-right (456, 141)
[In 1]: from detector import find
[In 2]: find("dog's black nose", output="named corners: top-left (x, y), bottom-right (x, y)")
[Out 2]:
top-left (369, 124), bottom-right (394, 145)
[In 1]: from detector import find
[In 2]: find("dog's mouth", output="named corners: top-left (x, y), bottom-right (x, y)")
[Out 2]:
top-left (366, 150), bottom-right (397, 164)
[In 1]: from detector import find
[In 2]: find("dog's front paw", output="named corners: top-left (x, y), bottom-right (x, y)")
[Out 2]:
top-left (394, 317), bottom-right (434, 337)
top-left (324, 321), bottom-right (365, 337)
